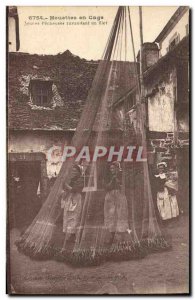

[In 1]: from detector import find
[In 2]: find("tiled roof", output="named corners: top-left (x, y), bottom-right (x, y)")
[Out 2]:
top-left (8, 50), bottom-right (137, 131)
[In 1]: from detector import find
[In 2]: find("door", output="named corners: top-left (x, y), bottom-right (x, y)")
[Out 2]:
top-left (8, 161), bottom-right (42, 229)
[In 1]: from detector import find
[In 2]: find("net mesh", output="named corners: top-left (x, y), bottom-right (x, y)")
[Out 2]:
top-left (16, 7), bottom-right (171, 266)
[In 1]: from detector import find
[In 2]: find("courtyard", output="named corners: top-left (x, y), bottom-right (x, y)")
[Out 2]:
top-left (8, 215), bottom-right (189, 295)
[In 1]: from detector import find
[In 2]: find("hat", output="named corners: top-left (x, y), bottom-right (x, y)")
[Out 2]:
top-left (110, 161), bottom-right (122, 171)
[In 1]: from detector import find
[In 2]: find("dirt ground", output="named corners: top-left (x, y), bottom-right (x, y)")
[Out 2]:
top-left (8, 215), bottom-right (189, 295)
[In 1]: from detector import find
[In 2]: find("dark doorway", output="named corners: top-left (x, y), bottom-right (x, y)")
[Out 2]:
top-left (8, 161), bottom-right (42, 229)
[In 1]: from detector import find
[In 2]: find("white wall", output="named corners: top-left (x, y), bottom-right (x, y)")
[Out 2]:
top-left (148, 92), bottom-right (174, 132)
top-left (8, 17), bottom-right (16, 52)
top-left (147, 68), bottom-right (177, 132)
top-left (159, 10), bottom-right (189, 57)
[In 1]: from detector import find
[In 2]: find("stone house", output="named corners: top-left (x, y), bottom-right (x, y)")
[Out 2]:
top-left (114, 6), bottom-right (189, 212)
top-left (7, 6), bottom-right (137, 226)
top-left (7, 6), bottom-right (189, 227)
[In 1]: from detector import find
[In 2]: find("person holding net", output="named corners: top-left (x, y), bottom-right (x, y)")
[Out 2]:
top-left (61, 160), bottom-right (86, 249)
top-left (104, 161), bottom-right (130, 245)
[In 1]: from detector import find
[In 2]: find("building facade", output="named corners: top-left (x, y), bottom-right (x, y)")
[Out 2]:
top-left (8, 27), bottom-right (137, 227)
top-left (115, 6), bottom-right (189, 212)
top-left (7, 6), bottom-right (190, 228)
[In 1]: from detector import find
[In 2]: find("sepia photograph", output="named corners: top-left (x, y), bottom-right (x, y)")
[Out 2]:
top-left (7, 5), bottom-right (190, 295)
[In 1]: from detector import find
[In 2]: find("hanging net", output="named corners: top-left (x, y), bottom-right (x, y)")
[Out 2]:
top-left (16, 7), bottom-right (171, 266)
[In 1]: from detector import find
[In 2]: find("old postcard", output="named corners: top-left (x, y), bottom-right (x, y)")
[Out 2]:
top-left (7, 6), bottom-right (190, 295)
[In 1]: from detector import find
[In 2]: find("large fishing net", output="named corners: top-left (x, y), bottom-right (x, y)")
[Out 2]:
top-left (16, 7), bottom-right (171, 266)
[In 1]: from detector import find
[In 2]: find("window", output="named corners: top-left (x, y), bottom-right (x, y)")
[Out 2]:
top-left (30, 80), bottom-right (52, 107)
top-left (168, 33), bottom-right (180, 52)
top-left (185, 24), bottom-right (189, 35)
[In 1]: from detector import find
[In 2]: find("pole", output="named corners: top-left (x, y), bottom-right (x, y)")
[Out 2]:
top-left (139, 7), bottom-right (145, 103)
